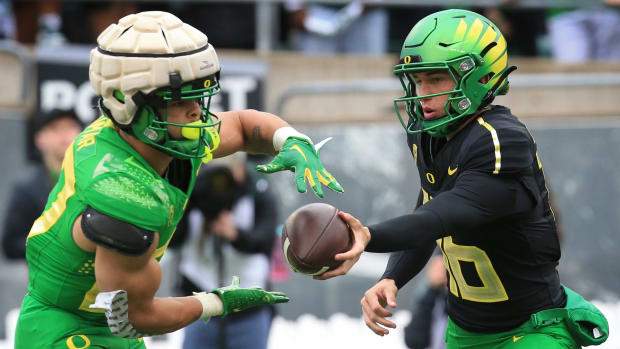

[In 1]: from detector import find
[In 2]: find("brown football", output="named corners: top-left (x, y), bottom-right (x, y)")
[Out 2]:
top-left (281, 203), bottom-right (352, 275)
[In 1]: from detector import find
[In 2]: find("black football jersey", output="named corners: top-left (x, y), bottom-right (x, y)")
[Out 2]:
top-left (407, 106), bottom-right (565, 333)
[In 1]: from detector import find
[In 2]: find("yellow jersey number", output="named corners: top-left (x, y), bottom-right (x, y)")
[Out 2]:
top-left (438, 236), bottom-right (508, 302)
top-left (422, 189), bottom-right (508, 303)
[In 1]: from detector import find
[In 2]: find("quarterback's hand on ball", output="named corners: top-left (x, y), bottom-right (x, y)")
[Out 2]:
top-left (314, 211), bottom-right (370, 280)
top-left (361, 278), bottom-right (398, 336)
top-left (256, 136), bottom-right (343, 198)
top-left (210, 276), bottom-right (289, 317)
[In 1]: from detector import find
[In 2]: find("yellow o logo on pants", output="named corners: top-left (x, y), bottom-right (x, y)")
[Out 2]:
top-left (66, 334), bottom-right (91, 349)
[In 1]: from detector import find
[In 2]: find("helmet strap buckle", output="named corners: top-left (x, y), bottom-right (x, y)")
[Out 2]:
top-left (131, 91), bottom-right (147, 108)
top-left (459, 58), bottom-right (475, 72)
top-left (144, 128), bottom-right (159, 141)
top-left (169, 73), bottom-right (183, 100)
top-left (457, 98), bottom-right (471, 111)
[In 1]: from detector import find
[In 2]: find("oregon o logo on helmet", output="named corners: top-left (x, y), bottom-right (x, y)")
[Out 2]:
top-left (203, 79), bottom-right (211, 88)
top-left (404, 56), bottom-right (411, 64)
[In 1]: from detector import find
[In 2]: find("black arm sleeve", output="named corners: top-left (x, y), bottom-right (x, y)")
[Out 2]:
top-left (366, 171), bottom-right (533, 253)
top-left (366, 209), bottom-right (444, 253)
top-left (231, 188), bottom-right (277, 256)
top-left (379, 243), bottom-right (436, 289)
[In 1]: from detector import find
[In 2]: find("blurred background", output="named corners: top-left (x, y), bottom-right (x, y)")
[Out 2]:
top-left (0, 0), bottom-right (619, 348)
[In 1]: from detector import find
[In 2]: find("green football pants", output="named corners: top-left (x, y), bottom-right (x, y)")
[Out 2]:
top-left (445, 316), bottom-right (580, 349)
top-left (15, 293), bottom-right (147, 349)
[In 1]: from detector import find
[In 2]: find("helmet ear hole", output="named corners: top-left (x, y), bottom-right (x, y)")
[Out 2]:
top-left (479, 72), bottom-right (494, 84)
top-left (113, 90), bottom-right (125, 104)
top-left (479, 42), bottom-right (497, 59)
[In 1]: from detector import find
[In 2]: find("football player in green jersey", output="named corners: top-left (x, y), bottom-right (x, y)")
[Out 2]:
top-left (315, 9), bottom-right (609, 349)
top-left (15, 11), bottom-right (342, 349)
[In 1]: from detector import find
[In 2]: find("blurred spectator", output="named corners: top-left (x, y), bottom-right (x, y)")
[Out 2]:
top-left (404, 254), bottom-right (448, 349)
top-left (61, 1), bottom-right (137, 44)
top-left (0, 0), bottom-right (15, 39)
top-left (11, 0), bottom-right (65, 46)
top-left (175, 153), bottom-right (279, 349)
top-left (387, 4), bottom-right (546, 56)
top-left (481, 5), bottom-right (547, 57)
top-left (173, 3), bottom-right (257, 49)
top-left (1, 109), bottom-right (83, 259)
top-left (547, 0), bottom-right (620, 62)
top-left (387, 6), bottom-right (440, 53)
top-left (63, 2), bottom-right (256, 48)
top-left (285, 0), bottom-right (388, 55)
top-left (10, 1), bottom-right (136, 45)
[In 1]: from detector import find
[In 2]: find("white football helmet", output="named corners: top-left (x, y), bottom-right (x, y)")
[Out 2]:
top-left (89, 11), bottom-right (221, 159)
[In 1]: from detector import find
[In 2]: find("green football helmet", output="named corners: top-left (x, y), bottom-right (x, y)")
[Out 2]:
top-left (90, 11), bottom-right (222, 160)
top-left (393, 9), bottom-right (516, 137)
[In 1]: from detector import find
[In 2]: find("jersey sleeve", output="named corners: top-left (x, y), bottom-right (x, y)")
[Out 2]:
top-left (80, 171), bottom-right (170, 233)
top-left (462, 119), bottom-right (535, 174)
top-left (366, 171), bottom-right (535, 252)
top-left (424, 170), bottom-right (536, 235)
top-left (380, 243), bottom-right (436, 289)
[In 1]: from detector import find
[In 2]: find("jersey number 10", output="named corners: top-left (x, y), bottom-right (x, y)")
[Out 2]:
top-left (438, 236), bottom-right (509, 303)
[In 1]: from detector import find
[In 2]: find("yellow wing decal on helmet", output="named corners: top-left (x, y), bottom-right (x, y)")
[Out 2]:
top-left (487, 34), bottom-right (508, 88)
top-left (480, 25), bottom-right (499, 51)
top-left (454, 19), bottom-right (468, 42)
top-left (464, 18), bottom-right (484, 45)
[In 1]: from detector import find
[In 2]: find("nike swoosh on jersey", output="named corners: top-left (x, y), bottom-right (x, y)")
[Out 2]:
top-left (513, 335), bottom-right (524, 342)
top-left (448, 166), bottom-right (458, 175)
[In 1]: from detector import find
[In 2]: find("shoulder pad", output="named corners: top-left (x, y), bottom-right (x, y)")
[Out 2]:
top-left (461, 116), bottom-right (534, 174)
top-left (81, 171), bottom-right (170, 233)
top-left (81, 206), bottom-right (155, 256)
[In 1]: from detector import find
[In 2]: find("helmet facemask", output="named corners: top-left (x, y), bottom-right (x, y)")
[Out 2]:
top-left (394, 55), bottom-right (487, 138)
top-left (116, 73), bottom-right (222, 161)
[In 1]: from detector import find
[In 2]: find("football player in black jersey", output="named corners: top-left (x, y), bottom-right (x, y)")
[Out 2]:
top-left (315, 9), bottom-right (609, 349)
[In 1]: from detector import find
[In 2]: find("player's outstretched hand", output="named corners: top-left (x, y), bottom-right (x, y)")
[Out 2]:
top-left (256, 136), bottom-right (343, 198)
top-left (361, 279), bottom-right (398, 336)
top-left (210, 276), bottom-right (289, 317)
top-left (314, 211), bottom-right (370, 280)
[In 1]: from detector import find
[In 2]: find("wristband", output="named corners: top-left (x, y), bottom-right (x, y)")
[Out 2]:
top-left (273, 127), bottom-right (312, 151)
top-left (192, 292), bottom-right (224, 320)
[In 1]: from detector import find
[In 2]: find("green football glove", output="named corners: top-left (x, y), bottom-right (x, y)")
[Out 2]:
top-left (256, 136), bottom-right (344, 198)
top-left (210, 276), bottom-right (289, 317)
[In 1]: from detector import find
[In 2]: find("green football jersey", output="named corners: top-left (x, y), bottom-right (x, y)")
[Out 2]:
top-left (24, 116), bottom-right (201, 323)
